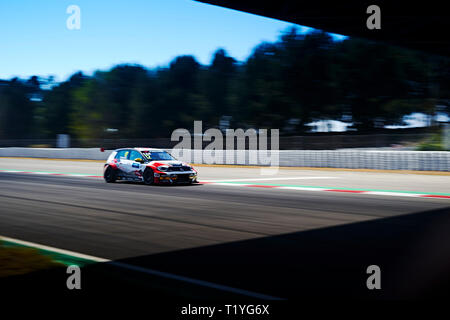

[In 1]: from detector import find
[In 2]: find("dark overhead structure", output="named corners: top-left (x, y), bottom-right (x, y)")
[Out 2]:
top-left (196, 1), bottom-right (450, 57)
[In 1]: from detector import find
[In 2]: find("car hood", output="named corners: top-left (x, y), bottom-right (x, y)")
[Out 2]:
top-left (149, 160), bottom-right (189, 167)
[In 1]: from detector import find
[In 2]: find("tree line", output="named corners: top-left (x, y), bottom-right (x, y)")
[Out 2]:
top-left (0, 28), bottom-right (448, 140)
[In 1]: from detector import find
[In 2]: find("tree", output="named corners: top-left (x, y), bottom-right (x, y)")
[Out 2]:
top-left (0, 78), bottom-right (38, 139)
top-left (42, 72), bottom-right (86, 137)
top-left (205, 49), bottom-right (236, 122)
top-left (1, 27), bottom-right (448, 140)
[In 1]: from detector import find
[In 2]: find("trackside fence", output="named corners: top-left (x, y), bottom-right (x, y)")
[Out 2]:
top-left (0, 148), bottom-right (449, 171)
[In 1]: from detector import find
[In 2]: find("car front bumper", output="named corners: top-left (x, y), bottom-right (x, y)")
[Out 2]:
top-left (153, 171), bottom-right (197, 184)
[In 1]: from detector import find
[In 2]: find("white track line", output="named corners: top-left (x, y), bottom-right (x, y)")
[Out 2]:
top-left (1, 169), bottom-right (447, 199)
top-left (281, 186), bottom-right (328, 192)
top-left (201, 176), bottom-right (336, 182)
top-left (1, 235), bottom-right (108, 262)
top-left (1, 235), bottom-right (282, 300)
top-left (364, 191), bottom-right (425, 197)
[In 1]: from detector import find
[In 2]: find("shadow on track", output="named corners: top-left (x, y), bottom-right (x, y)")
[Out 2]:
top-left (114, 181), bottom-right (203, 187)
top-left (3, 206), bottom-right (450, 300)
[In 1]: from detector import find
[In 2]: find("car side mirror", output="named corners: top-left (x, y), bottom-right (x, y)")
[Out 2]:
top-left (134, 158), bottom-right (144, 163)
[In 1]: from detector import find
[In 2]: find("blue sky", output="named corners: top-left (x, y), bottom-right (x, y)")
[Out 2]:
top-left (0, 0), bottom-right (345, 82)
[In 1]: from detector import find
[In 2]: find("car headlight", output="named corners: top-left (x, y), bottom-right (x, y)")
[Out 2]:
top-left (157, 166), bottom-right (169, 172)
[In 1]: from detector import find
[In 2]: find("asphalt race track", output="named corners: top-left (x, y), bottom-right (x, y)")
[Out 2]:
top-left (1, 158), bottom-right (450, 300)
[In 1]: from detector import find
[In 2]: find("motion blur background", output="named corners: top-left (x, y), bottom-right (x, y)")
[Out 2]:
top-left (1, 0), bottom-right (450, 301)
top-left (0, 0), bottom-right (448, 151)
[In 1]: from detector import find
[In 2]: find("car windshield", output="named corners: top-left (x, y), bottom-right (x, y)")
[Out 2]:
top-left (141, 151), bottom-right (175, 161)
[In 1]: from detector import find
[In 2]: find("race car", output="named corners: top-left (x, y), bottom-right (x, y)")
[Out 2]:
top-left (103, 147), bottom-right (198, 185)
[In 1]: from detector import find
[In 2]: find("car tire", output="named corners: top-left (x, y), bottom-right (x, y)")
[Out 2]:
top-left (143, 167), bottom-right (154, 185)
top-left (104, 166), bottom-right (117, 183)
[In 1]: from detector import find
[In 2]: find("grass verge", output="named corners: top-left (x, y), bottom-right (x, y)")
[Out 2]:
top-left (0, 240), bottom-right (63, 277)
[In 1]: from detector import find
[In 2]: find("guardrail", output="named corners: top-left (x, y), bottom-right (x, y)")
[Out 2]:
top-left (0, 148), bottom-right (449, 171)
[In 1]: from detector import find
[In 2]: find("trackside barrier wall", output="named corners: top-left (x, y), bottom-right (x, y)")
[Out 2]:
top-left (0, 148), bottom-right (449, 171)
top-left (0, 148), bottom-right (111, 161)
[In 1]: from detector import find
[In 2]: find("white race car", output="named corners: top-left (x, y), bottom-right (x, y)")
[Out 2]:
top-left (103, 148), bottom-right (198, 185)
